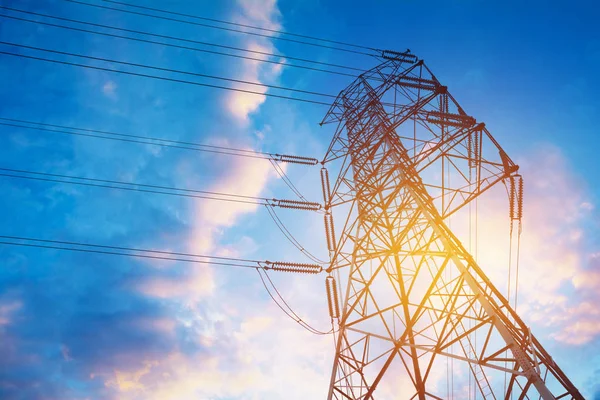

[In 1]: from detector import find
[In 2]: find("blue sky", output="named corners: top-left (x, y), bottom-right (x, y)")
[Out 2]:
top-left (0, 0), bottom-right (599, 399)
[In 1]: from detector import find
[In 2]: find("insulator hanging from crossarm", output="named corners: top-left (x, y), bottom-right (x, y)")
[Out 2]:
top-left (509, 176), bottom-right (516, 220)
top-left (262, 261), bottom-right (322, 274)
top-left (468, 132), bottom-right (473, 169)
top-left (474, 127), bottom-right (480, 161)
top-left (270, 198), bottom-right (322, 211)
top-left (425, 110), bottom-right (476, 128)
top-left (320, 167), bottom-right (332, 207)
top-left (397, 75), bottom-right (437, 85)
top-left (517, 175), bottom-right (524, 221)
top-left (273, 153), bottom-right (319, 165)
top-left (325, 275), bottom-right (340, 319)
top-left (507, 174), bottom-right (524, 222)
top-left (396, 75), bottom-right (438, 91)
top-left (324, 212), bottom-right (336, 252)
top-left (381, 49), bottom-right (418, 63)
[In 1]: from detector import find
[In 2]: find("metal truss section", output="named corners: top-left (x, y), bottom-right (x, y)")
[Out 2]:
top-left (322, 57), bottom-right (582, 400)
top-left (321, 58), bottom-right (520, 219)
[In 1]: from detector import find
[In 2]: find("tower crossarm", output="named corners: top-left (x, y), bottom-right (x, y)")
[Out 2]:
top-left (322, 57), bottom-right (522, 219)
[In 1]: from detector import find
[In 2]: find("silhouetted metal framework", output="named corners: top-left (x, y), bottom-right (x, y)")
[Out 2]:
top-left (320, 53), bottom-right (583, 400)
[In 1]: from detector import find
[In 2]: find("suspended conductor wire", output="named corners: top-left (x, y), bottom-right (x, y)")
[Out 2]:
top-left (0, 235), bottom-right (263, 268)
top-left (0, 41), bottom-right (338, 100)
top-left (256, 268), bottom-right (334, 335)
top-left (0, 41), bottom-right (396, 107)
top-left (262, 269), bottom-right (336, 334)
top-left (0, 167), bottom-right (272, 206)
top-left (65, 0), bottom-right (378, 57)
top-left (1, 167), bottom-right (323, 212)
top-left (0, 50), bottom-right (331, 107)
top-left (0, 10), bottom-right (363, 77)
top-left (264, 205), bottom-right (326, 264)
top-left (0, 118), bottom-right (319, 164)
top-left (0, 234), bottom-right (263, 263)
top-left (100, 0), bottom-right (379, 53)
top-left (269, 158), bottom-right (308, 201)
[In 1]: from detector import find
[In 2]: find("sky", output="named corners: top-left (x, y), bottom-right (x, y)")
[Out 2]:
top-left (0, 0), bottom-right (599, 399)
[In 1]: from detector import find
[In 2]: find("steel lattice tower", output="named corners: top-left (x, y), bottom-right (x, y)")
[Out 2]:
top-left (320, 53), bottom-right (583, 400)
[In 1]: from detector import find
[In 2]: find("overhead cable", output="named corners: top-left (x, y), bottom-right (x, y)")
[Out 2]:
top-left (0, 118), bottom-right (319, 165)
top-left (269, 159), bottom-right (308, 200)
top-left (0, 9), bottom-right (363, 77)
top-left (264, 205), bottom-right (326, 264)
top-left (0, 47), bottom-right (400, 107)
top-left (257, 268), bottom-right (333, 335)
top-left (0, 48), bottom-right (332, 106)
top-left (65, 0), bottom-right (378, 56)
top-left (101, 0), bottom-right (378, 53)
top-left (0, 41), bottom-right (337, 99)
top-left (0, 167), bottom-right (322, 211)
top-left (0, 234), bottom-right (322, 274)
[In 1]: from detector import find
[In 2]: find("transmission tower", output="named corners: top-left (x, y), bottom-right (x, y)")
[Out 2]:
top-left (319, 51), bottom-right (583, 399)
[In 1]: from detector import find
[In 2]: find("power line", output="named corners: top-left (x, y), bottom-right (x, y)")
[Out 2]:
top-left (0, 41), bottom-right (337, 100)
top-left (0, 235), bottom-right (324, 274)
top-left (0, 49), bottom-right (332, 106)
top-left (0, 118), bottom-right (319, 165)
top-left (0, 167), bottom-right (323, 211)
top-left (0, 240), bottom-right (264, 268)
top-left (0, 120), bottom-right (274, 161)
top-left (65, 0), bottom-right (378, 57)
top-left (0, 167), bottom-right (271, 206)
top-left (264, 205), bottom-right (326, 264)
top-left (1, 235), bottom-right (324, 274)
top-left (0, 43), bottom-right (395, 107)
top-left (269, 158), bottom-right (308, 200)
top-left (0, 10), bottom-right (363, 78)
top-left (101, 0), bottom-right (378, 53)
top-left (257, 268), bottom-right (334, 335)
top-left (0, 234), bottom-right (262, 265)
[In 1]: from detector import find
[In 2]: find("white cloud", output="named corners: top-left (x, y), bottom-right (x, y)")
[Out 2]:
top-left (0, 300), bottom-right (21, 327)
top-left (189, 155), bottom-right (277, 253)
top-left (102, 80), bottom-right (117, 98)
top-left (225, 0), bottom-right (284, 123)
top-left (135, 0), bottom-right (287, 308)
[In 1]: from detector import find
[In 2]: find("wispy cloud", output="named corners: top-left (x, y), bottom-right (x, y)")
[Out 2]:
top-left (224, 0), bottom-right (284, 123)
top-left (102, 80), bottom-right (117, 98)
